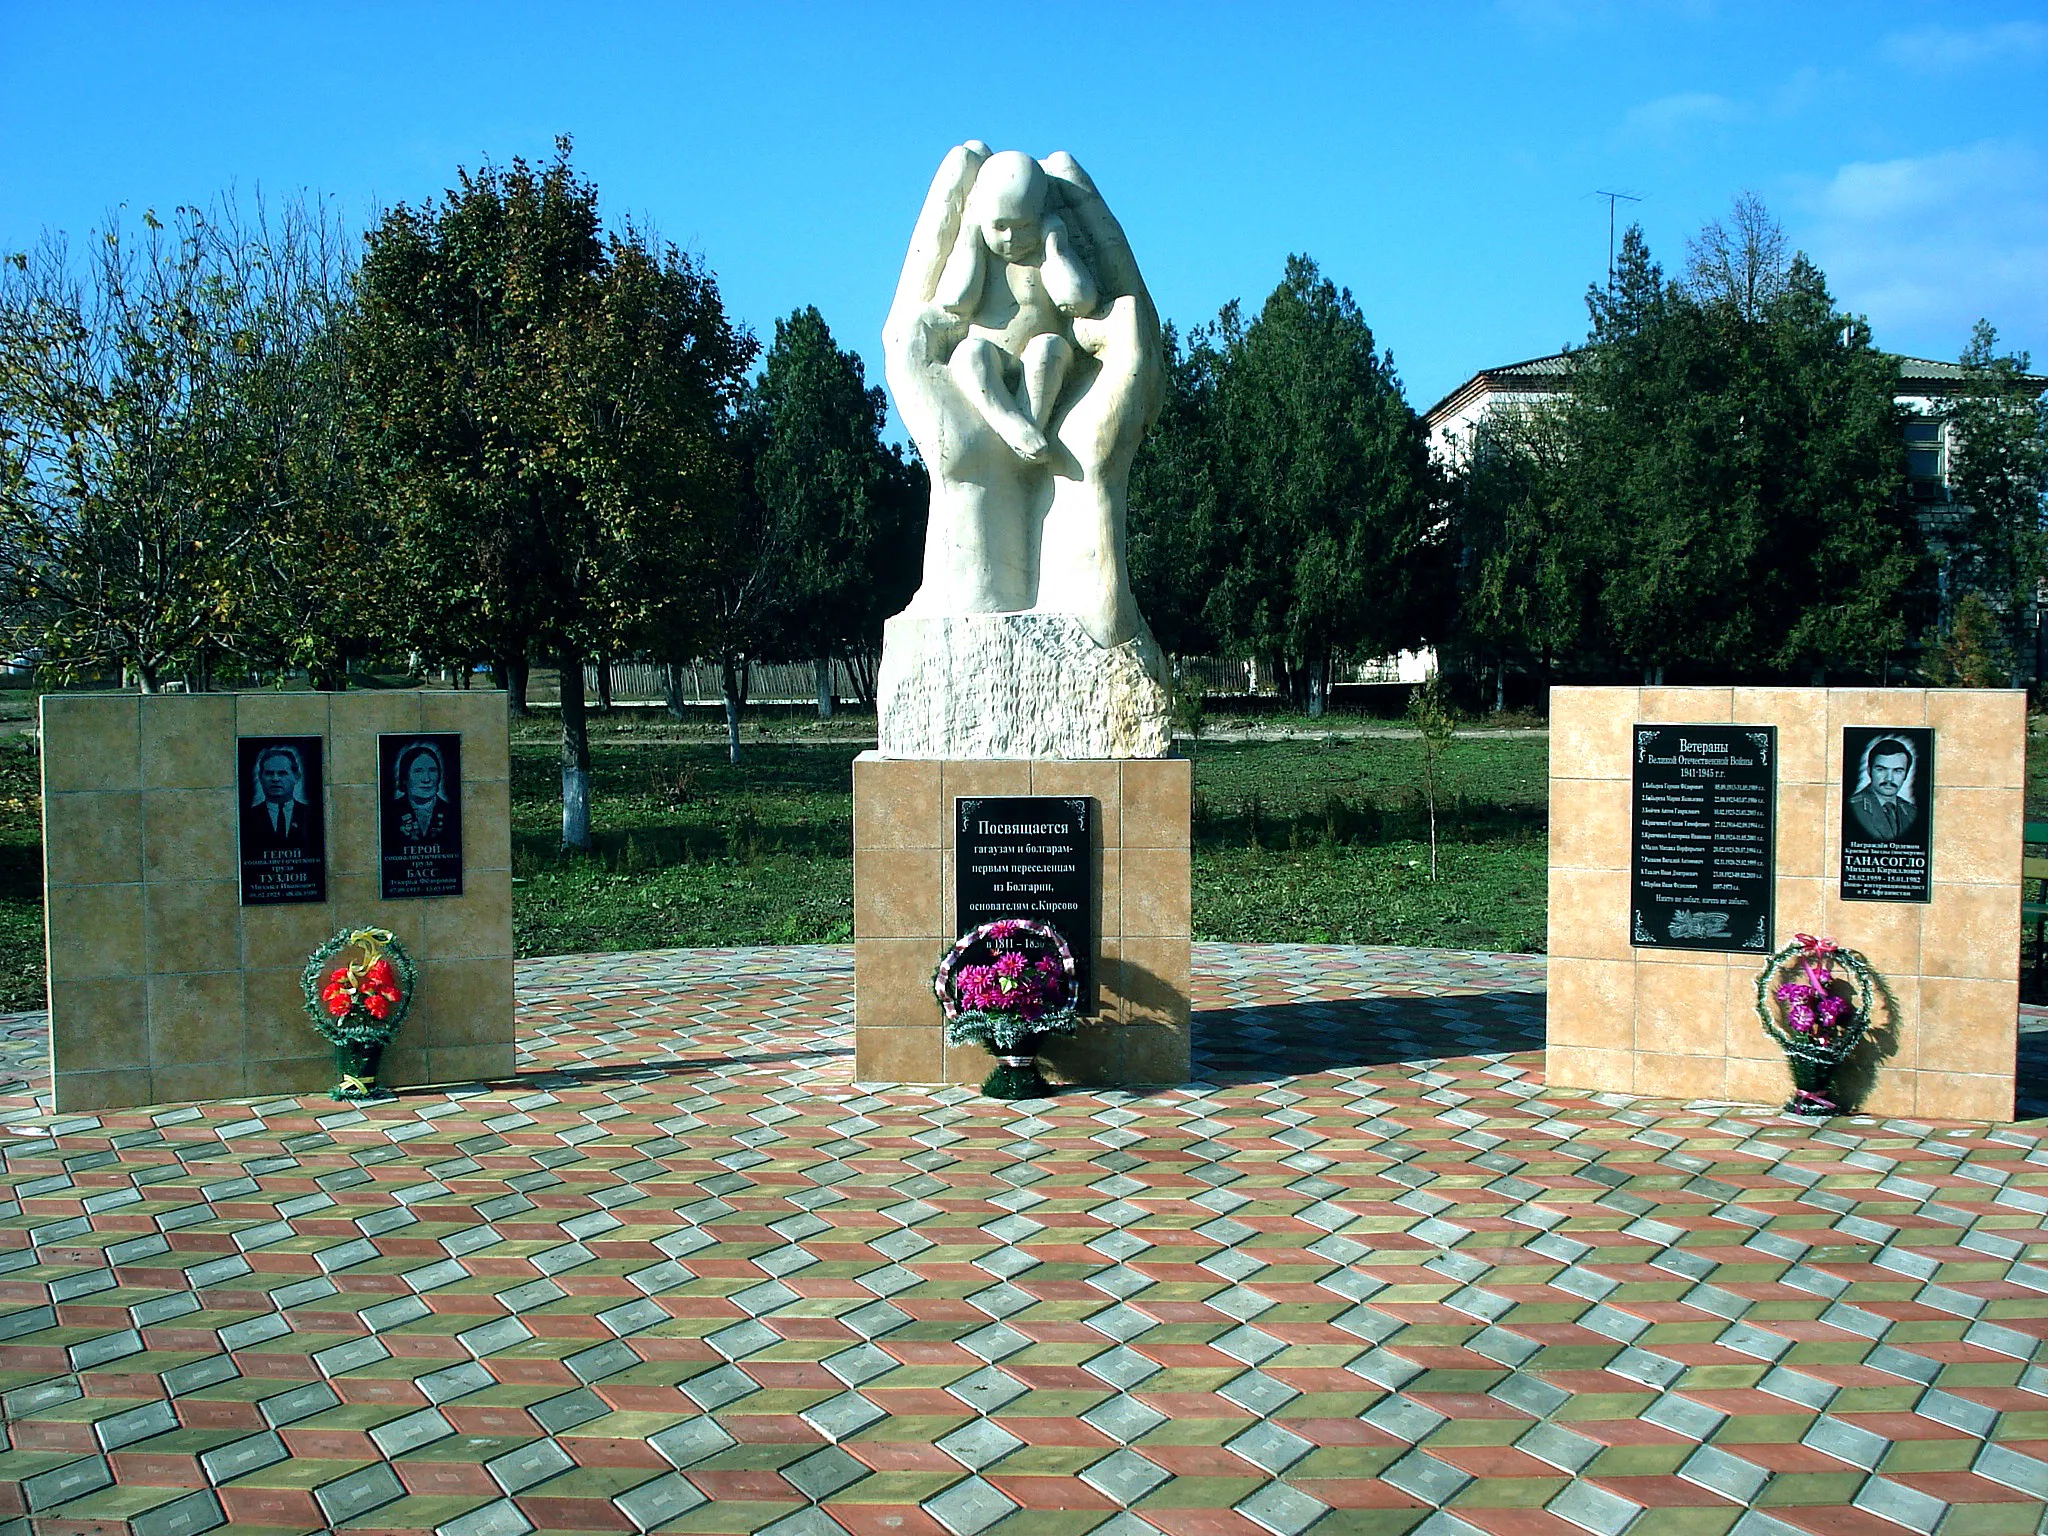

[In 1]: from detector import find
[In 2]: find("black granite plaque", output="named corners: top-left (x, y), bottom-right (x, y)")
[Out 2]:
top-left (1840, 726), bottom-right (1933, 903)
top-left (238, 736), bottom-right (328, 905)
top-left (956, 795), bottom-right (1093, 1010)
top-left (1630, 724), bottom-right (1776, 953)
top-left (379, 734), bottom-right (464, 899)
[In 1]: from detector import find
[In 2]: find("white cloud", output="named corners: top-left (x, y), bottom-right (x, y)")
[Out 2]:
top-left (1624, 91), bottom-right (1744, 136)
top-left (1794, 140), bottom-right (2048, 358)
top-left (1879, 20), bottom-right (2048, 73)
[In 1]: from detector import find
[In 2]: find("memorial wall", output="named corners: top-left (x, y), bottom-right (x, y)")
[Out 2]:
top-left (1548, 686), bottom-right (2024, 1120)
top-left (41, 690), bottom-right (515, 1111)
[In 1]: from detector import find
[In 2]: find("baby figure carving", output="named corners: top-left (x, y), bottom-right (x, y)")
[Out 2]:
top-left (935, 150), bottom-right (1098, 466)
top-left (883, 143), bottom-right (1164, 661)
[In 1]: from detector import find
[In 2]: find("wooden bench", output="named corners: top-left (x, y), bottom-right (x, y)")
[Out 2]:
top-left (2026, 821), bottom-right (2048, 999)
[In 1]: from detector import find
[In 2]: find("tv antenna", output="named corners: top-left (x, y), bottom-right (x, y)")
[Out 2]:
top-left (1592, 190), bottom-right (1644, 285)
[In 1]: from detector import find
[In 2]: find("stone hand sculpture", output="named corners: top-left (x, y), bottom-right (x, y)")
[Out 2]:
top-left (883, 143), bottom-right (1163, 655)
top-left (878, 145), bottom-right (1171, 759)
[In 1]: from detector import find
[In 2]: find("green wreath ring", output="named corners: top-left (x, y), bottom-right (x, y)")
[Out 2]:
top-left (302, 927), bottom-right (419, 1048)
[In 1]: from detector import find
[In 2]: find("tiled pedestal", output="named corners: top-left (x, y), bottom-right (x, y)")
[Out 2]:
top-left (852, 753), bottom-right (1192, 1087)
top-left (1547, 686), bottom-right (2024, 1120)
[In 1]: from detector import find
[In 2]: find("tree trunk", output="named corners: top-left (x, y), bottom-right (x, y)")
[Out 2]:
top-left (496, 654), bottom-right (529, 714)
top-left (135, 664), bottom-right (158, 695)
top-left (663, 662), bottom-right (688, 719)
top-left (559, 649), bottom-right (592, 853)
top-left (1494, 659), bottom-right (1506, 715)
top-left (456, 663), bottom-right (471, 691)
top-left (721, 653), bottom-right (749, 765)
top-left (815, 657), bottom-right (834, 720)
top-left (596, 655), bottom-right (613, 713)
top-left (1306, 655), bottom-right (1326, 718)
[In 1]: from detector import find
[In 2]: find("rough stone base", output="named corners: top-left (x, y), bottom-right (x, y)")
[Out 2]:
top-left (878, 612), bottom-right (1172, 760)
top-left (852, 753), bottom-right (1191, 1087)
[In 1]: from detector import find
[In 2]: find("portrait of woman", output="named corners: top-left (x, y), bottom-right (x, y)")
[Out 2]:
top-left (378, 733), bottom-right (465, 898)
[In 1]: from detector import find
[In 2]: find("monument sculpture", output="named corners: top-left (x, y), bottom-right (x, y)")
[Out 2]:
top-left (854, 145), bottom-right (1191, 1089)
top-left (878, 143), bottom-right (1172, 760)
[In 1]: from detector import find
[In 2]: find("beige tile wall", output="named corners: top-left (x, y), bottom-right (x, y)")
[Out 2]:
top-left (1548, 686), bottom-right (2024, 1120)
top-left (853, 752), bottom-right (1192, 1087)
top-left (42, 691), bottom-right (516, 1112)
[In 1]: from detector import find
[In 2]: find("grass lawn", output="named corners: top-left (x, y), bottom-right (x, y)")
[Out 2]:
top-left (508, 722), bottom-right (1552, 959)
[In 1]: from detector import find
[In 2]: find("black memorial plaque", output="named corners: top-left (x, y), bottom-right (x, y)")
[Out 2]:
top-left (1840, 726), bottom-right (1933, 903)
top-left (1630, 724), bottom-right (1776, 953)
top-left (378, 734), bottom-right (464, 899)
top-left (238, 736), bottom-right (328, 905)
top-left (955, 795), bottom-right (1094, 1010)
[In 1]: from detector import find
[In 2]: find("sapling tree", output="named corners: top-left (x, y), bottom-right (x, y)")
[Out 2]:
top-left (1407, 674), bottom-right (1456, 880)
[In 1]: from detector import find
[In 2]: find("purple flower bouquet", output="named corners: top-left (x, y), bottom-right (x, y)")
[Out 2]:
top-left (1754, 933), bottom-right (1877, 1116)
top-left (934, 919), bottom-right (1081, 1099)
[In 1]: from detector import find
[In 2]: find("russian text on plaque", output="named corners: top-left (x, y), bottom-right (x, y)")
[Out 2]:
top-left (1630, 724), bottom-right (1776, 953)
top-left (955, 795), bottom-right (1094, 1010)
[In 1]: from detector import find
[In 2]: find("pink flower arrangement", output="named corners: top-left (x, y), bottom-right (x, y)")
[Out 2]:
top-left (952, 945), bottom-right (1069, 1020)
top-left (1754, 932), bottom-right (1879, 1118)
top-left (934, 919), bottom-right (1082, 1056)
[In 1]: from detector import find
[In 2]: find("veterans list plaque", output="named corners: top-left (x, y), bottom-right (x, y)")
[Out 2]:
top-left (1630, 724), bottom-right (1776, 953)
top-left (956, 795), bottom-right (1094, 1009)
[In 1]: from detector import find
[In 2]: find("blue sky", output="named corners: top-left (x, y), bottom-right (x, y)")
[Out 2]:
top-left (4, 1), bottom-right (2044, 419)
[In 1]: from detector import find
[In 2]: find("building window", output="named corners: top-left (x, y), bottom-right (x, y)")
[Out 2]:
top-left (1905, 418), bottom-right (1945, 498)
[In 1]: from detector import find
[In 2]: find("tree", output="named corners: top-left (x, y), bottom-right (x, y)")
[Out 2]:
top-left (0, 206), bottom-right (292, 689)
top-left (1941, 321), bottom-right (2048, 682)
top-left (1924, 591), bottom-right (2010, 688)
top-left (209, 196), bottom-right (381, 688)
top-left (1563, 211), bottom-right (1920, 681)
top-left (1452, 401), bottom-right (1587, 708)
top-left (1203, 256), bottom-right (1446, 714)
top-left (746, 307), bottom-right (922, 720)
top-left (1407, 674), bottom-right (1456, 880)
top-left (353, 138), bottom-right (752, 848)
top-left (1127, 322), bottom-right (1227, 657)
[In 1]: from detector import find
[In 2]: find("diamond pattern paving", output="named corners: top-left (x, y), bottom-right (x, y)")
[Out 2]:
top-left (0, 942), bottom-right (2045, 1536)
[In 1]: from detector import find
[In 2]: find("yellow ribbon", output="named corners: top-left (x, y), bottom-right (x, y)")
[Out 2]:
top-left (337, 1074), bottom-right (373, 1095)
top-left (330, 928), bottom-right (399, 1002)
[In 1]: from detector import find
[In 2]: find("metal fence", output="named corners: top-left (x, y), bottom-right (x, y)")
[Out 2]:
top-left (518, 653), bottom-right (1424, 707)
top-left (524, 660), bottom-right (863, 706)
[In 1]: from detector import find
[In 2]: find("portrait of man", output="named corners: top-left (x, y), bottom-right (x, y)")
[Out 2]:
top-left (378, 733), bottom-right (464, 898)
top-left (237, 735), bottom-right (327, 905)
top-left (1848, 735), bottom-right (1919, 841)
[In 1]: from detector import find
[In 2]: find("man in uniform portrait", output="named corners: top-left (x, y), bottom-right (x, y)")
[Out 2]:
top-left (1849, 736), bottom-right (1919, 841)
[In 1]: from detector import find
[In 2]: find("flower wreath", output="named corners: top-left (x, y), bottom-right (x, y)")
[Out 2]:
top-left (1754, 932), bottom-right (1878, 1114)
top-left (302, 927), bottom-right (418, 1048)
top-left (934, 918), bottom-right (1083, 1055)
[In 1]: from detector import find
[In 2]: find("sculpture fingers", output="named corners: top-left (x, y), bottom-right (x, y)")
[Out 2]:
top-left (886, 144), bottom-right (987, 342)
top-left (1055, 295), bottom-right (1162, 467)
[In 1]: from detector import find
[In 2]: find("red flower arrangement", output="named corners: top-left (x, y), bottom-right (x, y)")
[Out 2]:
top-left (301, 928), bottom-right (418, 1100)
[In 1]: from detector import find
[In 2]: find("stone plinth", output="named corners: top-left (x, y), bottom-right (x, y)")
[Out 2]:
top-left (853, 752), bottom-right (1191, 1086)
top-left (1547, 685), bottom-right (2024, 1120)
top-left (878, 613), bottom-right (1172, 760)
top-left (41, 690), bottom-right (516, 1112)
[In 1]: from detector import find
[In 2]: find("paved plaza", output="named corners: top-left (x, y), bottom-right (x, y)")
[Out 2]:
top-left (1, 944), bottom-right (2046, 1536)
